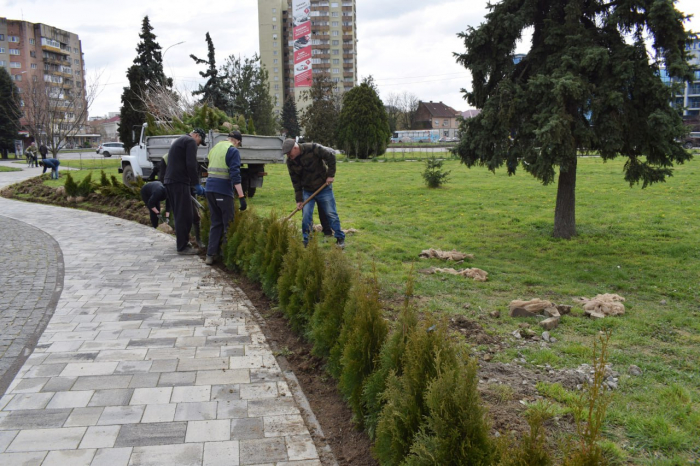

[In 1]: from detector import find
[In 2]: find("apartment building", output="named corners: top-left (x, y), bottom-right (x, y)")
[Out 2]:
top-left (0, 17), bottom-right (89, 146)
top-left (661, 39), bottom-right (700, 117)
top-left (258, 0), bottom-right (357, 114)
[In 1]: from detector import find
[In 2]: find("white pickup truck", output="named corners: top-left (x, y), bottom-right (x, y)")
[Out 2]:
top-left (119, 123), bottom-right (285, 197)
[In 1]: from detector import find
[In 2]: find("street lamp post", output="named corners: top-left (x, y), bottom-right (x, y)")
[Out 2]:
top-left (163, 41), bottom-right (185, 60)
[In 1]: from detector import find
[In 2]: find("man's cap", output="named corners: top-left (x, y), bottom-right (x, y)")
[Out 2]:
top-left (282, 138), bottom-right (296, 154)
top-left (228, 131), bottom-right (242, 141)
top-left (191, 128), bottom-right (207, 146)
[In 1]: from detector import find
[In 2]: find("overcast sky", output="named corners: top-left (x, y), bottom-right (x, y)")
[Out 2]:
top-left (3, 0), bottom-right (699, 117)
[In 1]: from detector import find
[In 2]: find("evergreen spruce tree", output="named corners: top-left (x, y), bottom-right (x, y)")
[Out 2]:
top-left (247, 117), bottom-right (256, 135)
top-left (118, 16), bottom-right (171, 150)
top-left (281, 95), bottom-right (301, 139)
top-left (191, 33), bottom-right (227, 110)
top-left (336, 76), bottom-right (391, 159)
top-left (454, 0), bottom-right (694, 239)
top-left (299, 73), bottom-right (341, 147)
top-left (0, 68), bottom-right (21, 159)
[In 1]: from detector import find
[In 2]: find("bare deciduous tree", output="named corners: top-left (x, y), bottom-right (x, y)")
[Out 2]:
top-left (22, 70), bottom-right (102, 157)
top-left (383, 91), bottom-right (419, 130)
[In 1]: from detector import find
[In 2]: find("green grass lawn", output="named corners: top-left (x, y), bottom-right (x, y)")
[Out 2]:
top-left (246, 156), bottom-right (699, 464)
top-left (58, 158), bottom-right (121, 170)
top-left (0, 166), bottom-right (22, 172)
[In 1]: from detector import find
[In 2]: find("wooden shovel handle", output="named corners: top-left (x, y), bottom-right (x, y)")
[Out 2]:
top-left (284, 182), bottom-right (329, 221)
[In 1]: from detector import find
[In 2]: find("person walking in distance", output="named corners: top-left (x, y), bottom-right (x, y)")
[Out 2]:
top-left (163, 128), bottom-right (206, 255)
top-left (39, 142), bottom-right (48, 161)
top-left (204, 131), bottom-right (247, 265)
top-left (282, 138), bottom-right (345, 248)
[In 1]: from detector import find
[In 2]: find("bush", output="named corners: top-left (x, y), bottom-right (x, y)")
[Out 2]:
top-left (309, 246), bottom-right (355, 359)
top-left (100, 170), bottom-right (110, 187)
top-left (261, 216), bottom-right (297, 298)
top-left (223, 209), bottom-right (255, 271)
top-left (64, 172), bottom-right (78, 197)
top-left (496, 401), bottom-right (553, 466)
top-left (361, 277), bottom-right (418, 439)
top-left (277, 237), bottom-right (304, 316)
top-left (76, 172), bottom-right (95, 197)
top-left (373, 320), bottom-right (459, 465)
top-left (422, 156), bottom-right (451, 188)
top-left (99, 175), bottom-right (142, 199)
top-left (405, 355), bottom-right (494, 466)
top-left (281, 237), bottom-right (325, 333)
top-left (336, 275), bottom-right (388, 426)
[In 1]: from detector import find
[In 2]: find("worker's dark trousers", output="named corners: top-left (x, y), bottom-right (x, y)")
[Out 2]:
top-left (205, 192), bottom-right (234, 257)
top-left (165, 183), bottom-right (193, 251)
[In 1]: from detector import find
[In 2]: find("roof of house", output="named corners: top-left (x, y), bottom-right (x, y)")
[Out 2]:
top-left (461, 109), bottom-right (481, 119)
top-left (419, 101), bottom-right (459, 118)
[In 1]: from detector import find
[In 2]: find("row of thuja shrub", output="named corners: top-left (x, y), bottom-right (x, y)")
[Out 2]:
top-left (210, 206), bottom-right (612, 465)
top-left (62, 171), bottom-right (143, 199)
top-left (215, 208), bottom-right (493, 464)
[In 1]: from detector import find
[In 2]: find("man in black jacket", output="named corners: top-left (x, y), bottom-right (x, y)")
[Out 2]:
top-left (141, 181), bottom-right (169, 229)
top-left (164, 128), bottom-right (205, 254)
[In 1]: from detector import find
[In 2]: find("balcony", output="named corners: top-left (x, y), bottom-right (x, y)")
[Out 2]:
top-left (343, 72), bottom-right (353, 78)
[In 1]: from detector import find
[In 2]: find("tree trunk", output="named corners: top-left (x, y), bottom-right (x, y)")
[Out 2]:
top-left (553, 157), bottom-right (577, 239)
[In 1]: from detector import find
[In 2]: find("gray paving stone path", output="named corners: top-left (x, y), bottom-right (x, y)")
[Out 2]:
top-left (0, 216), bottom-right (63, 396)
top-left (0, 176), bottom-right (321, 466)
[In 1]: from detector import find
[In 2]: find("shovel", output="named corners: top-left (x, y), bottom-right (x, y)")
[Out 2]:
top-left (285, 182), bottom-right (329, 221)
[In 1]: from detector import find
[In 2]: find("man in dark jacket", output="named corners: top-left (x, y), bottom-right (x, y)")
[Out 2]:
top-left (39, 158), bottom-right (60, 179)
top-left (164, 128), bottom-right (205, 254)
top-left (39, 143), bottom-right (48, 160)
top-left (283, 138), bottom-right (345, 248)
top-left (140, 181), bottom-right (169, 229)
top-left (204, 131), bottom-right (247, 265)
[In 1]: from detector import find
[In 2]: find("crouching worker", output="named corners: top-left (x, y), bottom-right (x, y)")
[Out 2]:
top-left (141, 181), bottom-right (169, 228)
top-left (204, 130), bottom-right (247, 265)
top-left (39, 158), bottom-right (61, 179)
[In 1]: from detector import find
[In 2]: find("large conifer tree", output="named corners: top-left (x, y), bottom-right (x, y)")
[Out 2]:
top-left (336, 77), bottom-right (391, 159)
top-left (455, 0), bottom-right (694, 238)
top-left (118, 16), bottom-right (170, 150)
top-left (281, 95), bottom-right (301, 138)
top-left (299, 73), bottom-right (341, 147)
top-left (191, 33), bottom-right (227, 110)
top-left (0, 68), bottom-right (21, 159)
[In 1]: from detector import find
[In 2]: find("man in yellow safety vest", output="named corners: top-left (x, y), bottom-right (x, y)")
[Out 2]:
top-left (204, 130), bottom-right (247, 265)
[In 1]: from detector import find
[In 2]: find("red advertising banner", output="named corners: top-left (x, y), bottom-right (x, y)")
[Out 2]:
top-left (293, 0), bottom-right (312, 88)
top-left (294, 70), bottom-right (313, 87)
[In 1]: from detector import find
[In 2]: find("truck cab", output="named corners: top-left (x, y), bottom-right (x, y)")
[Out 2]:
top-left (119, 124), bottom-right (284, 197)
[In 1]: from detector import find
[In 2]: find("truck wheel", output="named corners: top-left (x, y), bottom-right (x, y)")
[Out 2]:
top-left (683, 142), bottom-right (694, 150)
top-left (246, 187), bottom-right (256, 198)
top-left (103, 151), bottom-right (111, 158)
top-left (122, 165), bottom-right (135, 186)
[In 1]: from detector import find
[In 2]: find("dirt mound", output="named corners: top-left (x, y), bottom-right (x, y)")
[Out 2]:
top-left (449, 315), bottom-right (498, 345)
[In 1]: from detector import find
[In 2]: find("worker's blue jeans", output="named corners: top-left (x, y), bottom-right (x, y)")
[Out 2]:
top-left (302, 185), bottom-right (344, 244)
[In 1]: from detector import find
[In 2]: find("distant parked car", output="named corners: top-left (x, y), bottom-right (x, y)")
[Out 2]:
top-left (97, 142), bottom-right (125, 157)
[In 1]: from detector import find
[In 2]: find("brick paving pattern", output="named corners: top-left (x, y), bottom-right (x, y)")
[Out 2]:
top-left (0, 193), bottom-right (320, 466)
top-left (0, 217), bottom-right (62, 396)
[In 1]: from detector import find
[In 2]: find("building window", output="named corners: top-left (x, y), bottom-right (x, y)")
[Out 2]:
top-left (332, 21), bottom-right (339, 27)
top-left (434, 119), bottom-right (439, 126)
top-left (31, 63), bottom-right (38, 69)
top-left (273, 42), bottom-right (278, 47)
top-left (29, 38), bottom-right (35, 45)
top-left (332, 12), bottom-right (339, 17)
top-left (272, 25), bottom-right (277, 30)
top-left (74, 47), bottom-right (79, 53)
top-left (274, 76), bottom-right (279, 81)
top-left (10, 62), bottom-right (21, 68)
top-left (0, 48), bottom-right (4, 53)
top-left (14, 74), bottom-right (22, 81)
top-left (273, 50), bottom-right (278, 55)
top-left (0, 61), bottom-right (4, 66)
top-left (332, 40), bottom-right (339, 46)
top-left (274, 67), bottom-right (279, 73)
top-left (9, 49), bottom-right (20, 55)
top-left (41, 37), bottom-right (60, 48)
top-left (331, 2), bottom-right (338, 6)
top-left (75, 59), bottom-right (80, 64)
top-left (30, 50), bottom-right (36, 57)
top-left (332, 30), bottom-right (339, 36)
top-left (274, 84), bottom-right (279, 90)
top-left (333, 59), bottom-right (339, 64)
top-left (273, 58), bottom-right (278, 64)
top-left (332, 68), bottom-right (339, 73)
top-left (332, 49), bottom-right (339, 55)
top-left (273, 34), bottom-right (278, 40)
top-left (0, 34), bottom-right (4, 40)
top-left (8, 36), bottom-right (19, 42)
